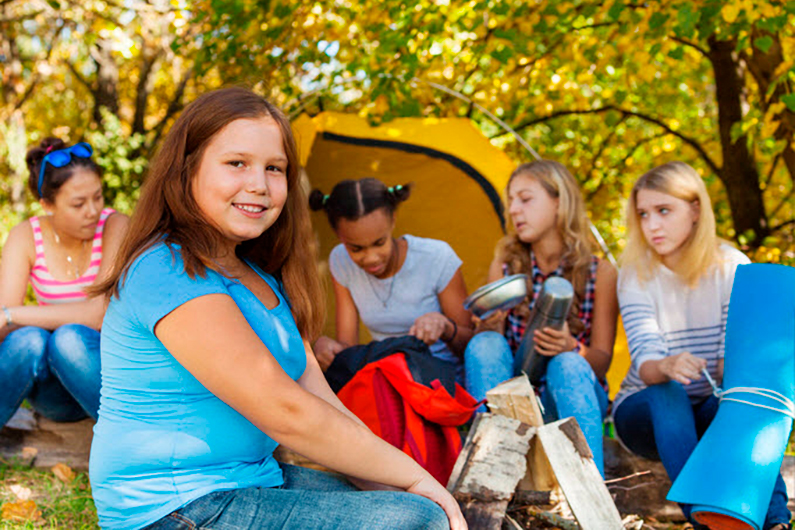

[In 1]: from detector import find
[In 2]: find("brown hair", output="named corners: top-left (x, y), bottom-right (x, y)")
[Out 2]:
top-left (496, 160), bottom-right (594, 336)
top-left (26, 137), bottom-right (102, 202)
top-left (92, 87), bottom-right (324, 339)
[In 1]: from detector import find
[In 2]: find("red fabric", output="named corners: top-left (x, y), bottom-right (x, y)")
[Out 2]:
top-left (336, 353), bottom-right (479, 485)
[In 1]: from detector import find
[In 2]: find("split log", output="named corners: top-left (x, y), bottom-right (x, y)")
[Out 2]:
top-left (487, 375), bottom-right (557, 491)
top-left (447, 413), bottom-right (535, 529)
top-left (536, 418), bottom-right (623, 530)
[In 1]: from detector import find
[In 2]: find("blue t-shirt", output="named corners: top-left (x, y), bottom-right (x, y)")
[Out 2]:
top-left (329, 235), bottom-right (462, 368)
top-left (89, 242), bottom-right (307, 530)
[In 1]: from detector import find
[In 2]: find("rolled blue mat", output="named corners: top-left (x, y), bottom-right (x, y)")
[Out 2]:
top-left (667, 264), bottom-right (795, 530)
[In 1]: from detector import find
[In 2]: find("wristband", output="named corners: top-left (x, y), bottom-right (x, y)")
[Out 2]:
top-left (444, 317), bottom-right (458, 342)
top-left (2, 306), bottom-right (12, 326)
top-left (572, 340), bottom-right (582, 354)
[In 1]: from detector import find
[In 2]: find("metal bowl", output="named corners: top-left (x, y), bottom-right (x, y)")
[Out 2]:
top-left (463, 274), bottom-right (528, 319)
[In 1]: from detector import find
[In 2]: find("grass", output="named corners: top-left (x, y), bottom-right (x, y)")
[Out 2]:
top-left (0, 458), bottom-right (97, 529)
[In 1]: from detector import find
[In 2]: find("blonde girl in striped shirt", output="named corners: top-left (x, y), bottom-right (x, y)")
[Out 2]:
top-left (613, 161), bottom-right (790, 529)
top-left (0, 137), bottom-right (128, 428)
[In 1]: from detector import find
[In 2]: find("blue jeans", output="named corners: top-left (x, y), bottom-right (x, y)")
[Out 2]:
top-left (464, 331), bottom-right (609, 476)
top-left (613, 382), bottom-right (791, 529)
top-left (0, 325), bottom-right (101, 427)
top-left (143, 463), bottom-right (449, 530)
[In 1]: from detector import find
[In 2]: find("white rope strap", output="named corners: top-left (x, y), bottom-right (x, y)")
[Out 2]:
top-left (702, 369), bottom-right (795, 421)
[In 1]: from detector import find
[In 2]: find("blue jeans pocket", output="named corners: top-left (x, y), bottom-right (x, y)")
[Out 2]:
top-left (143, 490), bottom-right (234, 530)
top-left (143, 511), bottom-right (196, 530)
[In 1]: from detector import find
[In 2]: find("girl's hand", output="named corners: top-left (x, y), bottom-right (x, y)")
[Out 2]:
top-left (472, 309), bottom-right (506, 334)
top-left (659, 352), bottom-right (707, 385)
top-left (409, 312), bottom-right (451, 345)
top-left (313, 336), bottom-right (346, 371)
top-left (533, 322), bottom-right (577, 357)
top-left (406, 474), bottom-right (467, 530)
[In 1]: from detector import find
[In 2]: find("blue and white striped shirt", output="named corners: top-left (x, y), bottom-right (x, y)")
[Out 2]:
top-left (612, 244), bottom-right (750, 412)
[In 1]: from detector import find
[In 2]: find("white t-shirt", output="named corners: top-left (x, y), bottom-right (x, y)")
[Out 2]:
top-left (613, 244), bottom-right (751, 412)
top-left (329, 234), bottom-right (463, 367)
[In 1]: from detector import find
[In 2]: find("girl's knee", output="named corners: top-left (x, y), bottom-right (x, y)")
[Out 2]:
top-left (47, 325), bottom-right (96, 363)
top-left (5, 327), bottom-right (49, 351)
top-left (646, 380), bottom-right (691, 407)
top-left (547, 350), bottom-right (592, 380)
top-left (3, 327), bottom-right (49, 363)
top-left (391, 494), bottom-right (449, 530)
top-left (464, 331), bottom-right (511, 364)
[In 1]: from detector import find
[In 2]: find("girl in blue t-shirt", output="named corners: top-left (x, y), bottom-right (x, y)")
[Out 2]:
top-left (88, 87), bottom-right (465, 530)
top-left (308, 178), bottom-right (473, 377)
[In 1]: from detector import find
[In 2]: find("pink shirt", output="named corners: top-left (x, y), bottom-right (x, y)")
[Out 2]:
top-left (28, 208), bottom-right (115, 305)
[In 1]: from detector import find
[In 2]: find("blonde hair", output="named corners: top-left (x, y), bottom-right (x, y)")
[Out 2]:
top-left (496, 160), bottom-right (594, 336)
top-left (621, 161), bottom-right (719, 287)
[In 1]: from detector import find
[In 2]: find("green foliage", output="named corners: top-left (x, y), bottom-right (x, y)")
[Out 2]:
top-left (1, 0), bottom-right (793, 264)
top-left (85, 109), bottom-right (147, 216)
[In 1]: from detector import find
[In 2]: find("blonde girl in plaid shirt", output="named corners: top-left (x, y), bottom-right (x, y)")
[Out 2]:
top-left (463, 160), bottom-right (618, 477)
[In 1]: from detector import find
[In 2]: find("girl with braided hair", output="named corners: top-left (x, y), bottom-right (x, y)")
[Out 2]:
top-left (310, 178), bottom-right (473, 381)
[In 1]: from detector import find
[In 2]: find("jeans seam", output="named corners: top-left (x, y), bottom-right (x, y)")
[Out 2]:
top-left (6, 378), bottom-right (35, 423)
top-left (168, 511), bottom-right (197, 529)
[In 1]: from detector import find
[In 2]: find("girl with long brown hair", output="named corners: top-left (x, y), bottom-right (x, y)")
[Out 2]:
top-left (464, 160), bottom-right (618, 477)
top-left (88, 87), bottom-right (465, 530)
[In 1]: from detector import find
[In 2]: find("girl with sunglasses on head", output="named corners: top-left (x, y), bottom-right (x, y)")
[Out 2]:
top-left (463, 160), bottom-right (618, 477)
top-left (308, 178), bottom-right (473, 381)
top-left (0, 137), bottom-right (129, 428)
top-left (88, 88), bottom-right (465, 530)
top-left (613, 161), bottom-right (790, 529)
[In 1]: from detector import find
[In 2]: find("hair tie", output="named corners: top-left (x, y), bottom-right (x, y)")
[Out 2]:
top-left (45, 146), bottom-right (54, 154)
top-left (395, 184), bottom-right (403, 191)
top-left (322, 194), bottom-right (330, 206)
top-left (387, 186), bottom-right (394, 194)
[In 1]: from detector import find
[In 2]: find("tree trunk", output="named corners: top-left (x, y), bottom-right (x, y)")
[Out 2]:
top-left (708, 36), bottom-right (769, 245)
top-left (90, 40), bottom-right (120, 124)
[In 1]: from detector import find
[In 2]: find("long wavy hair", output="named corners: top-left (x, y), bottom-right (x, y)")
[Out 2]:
top-left (92, 87), bottom-right (325, 339)
top-left (621, 161), bottom-right (720, 287)
top-left (496, 160), bottom-right (594, 335)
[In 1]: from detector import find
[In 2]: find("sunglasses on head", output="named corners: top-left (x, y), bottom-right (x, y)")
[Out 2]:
top-left (38, 142), bottom-right (94, 198)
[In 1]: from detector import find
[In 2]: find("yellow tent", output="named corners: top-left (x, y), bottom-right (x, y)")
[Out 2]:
top-left (292, 111), bottom-right (629, 398)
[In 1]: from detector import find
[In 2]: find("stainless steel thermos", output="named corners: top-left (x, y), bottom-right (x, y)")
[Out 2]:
top-left (513, 276), bottom-right (575, 384)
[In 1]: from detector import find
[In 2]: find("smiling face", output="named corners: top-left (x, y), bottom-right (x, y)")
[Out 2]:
top-left (335, 208), bottom-right (396, 278)
top-left (506, 174), bottom-right (559, 245)
top-left (43, 167), bottom-right (104, 241)
top-left (635, 188), bottom-right (699, 265)
top-left (192, 116), bottom-right (288, 250)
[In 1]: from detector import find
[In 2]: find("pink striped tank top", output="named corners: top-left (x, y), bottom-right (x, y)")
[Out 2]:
top-left (29, 208), bottom-right (116, 305)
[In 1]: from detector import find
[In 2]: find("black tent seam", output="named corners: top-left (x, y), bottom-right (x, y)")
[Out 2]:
top-left (320, 131), bottom-right (506, 230)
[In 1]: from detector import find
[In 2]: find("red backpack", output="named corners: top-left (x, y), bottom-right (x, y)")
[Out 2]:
top-left (329, 338), bottom-right (480, 485)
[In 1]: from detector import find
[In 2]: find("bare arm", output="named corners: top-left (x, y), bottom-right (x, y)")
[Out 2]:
top-left (424, 268), bottom-right (473, 355)
top-left (0, 214), bottom-right (129, 331)
top-left (298, 339), bottom-right (399, 492)
top-left (333, 276), bottom-right (359, 347)
top-left (313, 276), bottom-right (360, 371)
top-left (0, 222), bottom-right (35, 340)
top-left (156, 294), bottom-right (465, 528)
top-left (579, 259), bottom-right (618, 380)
